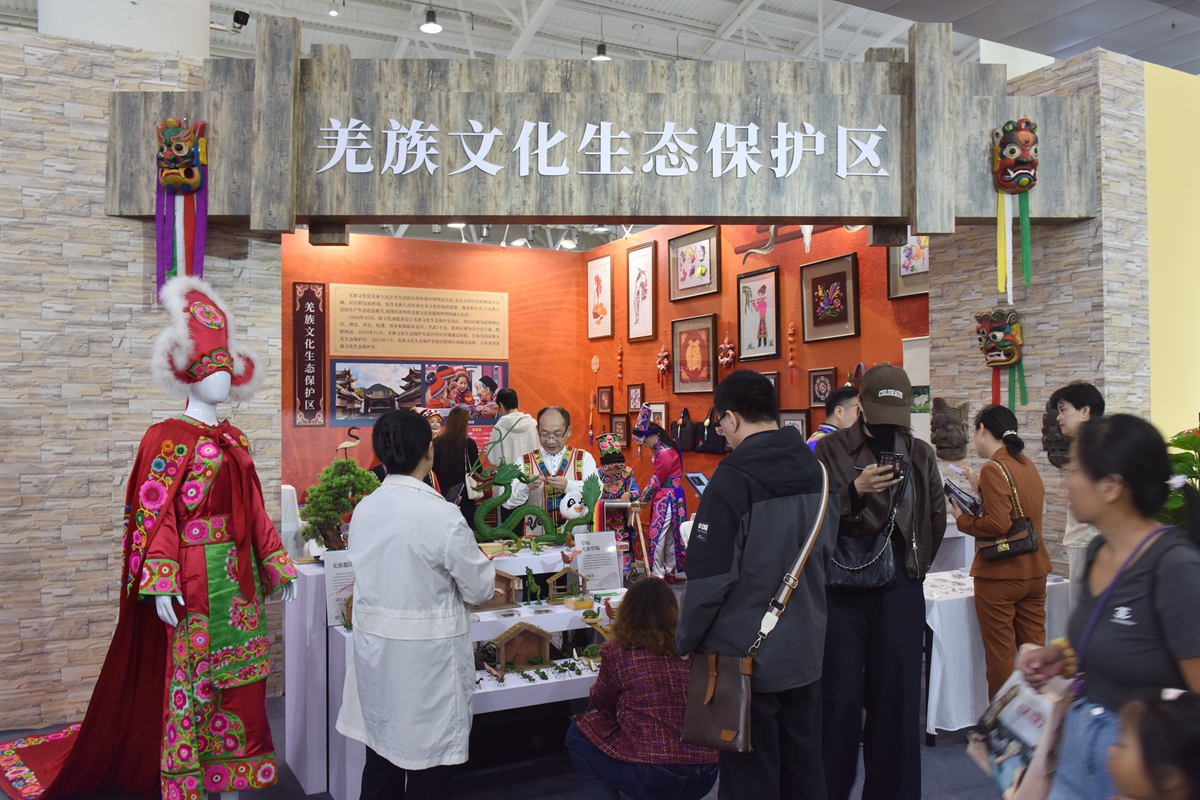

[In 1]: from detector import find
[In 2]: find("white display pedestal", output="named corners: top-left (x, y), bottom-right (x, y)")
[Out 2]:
top-left (283, 562), bottom-right (328, 794)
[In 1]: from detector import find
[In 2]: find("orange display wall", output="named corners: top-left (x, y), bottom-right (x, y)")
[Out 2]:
top-left (281, 225), bottom-right (928, 498)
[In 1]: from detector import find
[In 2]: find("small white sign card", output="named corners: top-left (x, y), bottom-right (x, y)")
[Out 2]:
top-left (574, 531), bottom-right (622, 592)
top-left (324, 551), bottom-right (356, 627)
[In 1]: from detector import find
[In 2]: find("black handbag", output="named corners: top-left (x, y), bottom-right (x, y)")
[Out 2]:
top-left (695, 407), bottom-right (728, 454)
top-left (977, 460), bottom-right (1041, 562)
top-left (682, 463), bottom-right (830, 753)
top-left (671, 409), bottom-right (698, 451)
top-left (827, 440), bottom-right (914, 591)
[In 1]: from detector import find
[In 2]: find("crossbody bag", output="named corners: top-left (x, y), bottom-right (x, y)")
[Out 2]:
top-left (976, 459), bottom-right (1039, 562)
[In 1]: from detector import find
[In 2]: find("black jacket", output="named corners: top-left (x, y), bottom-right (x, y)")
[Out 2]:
top-left (676, 426), bottom-right (840, 692)
top-left (813, 423), bottom-right (946, 580)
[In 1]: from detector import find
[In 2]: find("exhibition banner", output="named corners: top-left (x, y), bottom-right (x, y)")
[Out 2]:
top-left (293, 282), bottom-right (327, 426)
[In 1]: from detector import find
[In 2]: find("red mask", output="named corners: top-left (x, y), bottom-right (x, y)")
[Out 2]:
top-left (992, 118), bottom-right (1038, 194)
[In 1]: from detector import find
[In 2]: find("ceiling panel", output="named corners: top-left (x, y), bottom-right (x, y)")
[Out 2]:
top-left (1045, 7), bottom-right (1200, 60)
top-left (1128, 27), bottom-right (1200, 65)
top-left (1004, 0), bottom-right (1167, 55)
top-left (863, 0), bottom-right (996, 23)
top-left (952, 0), bottom-right (1096, 44)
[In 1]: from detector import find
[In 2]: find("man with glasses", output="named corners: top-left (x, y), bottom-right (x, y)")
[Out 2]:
top-left (503, 406), bottom-right (597, 539)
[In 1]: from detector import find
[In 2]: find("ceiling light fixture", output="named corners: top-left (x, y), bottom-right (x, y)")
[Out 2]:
top-left (328, 1), bottom-right (338, 17)
top-left (593, 43), bottom-right (610, 61)
top-left (421, 7), bottom-right (442, 34)
top-left (431, 224), bottom-right (442, 234)
top-left (560, 228), bottom-right (578, 249)
top-left (447, 222), bottom-right (465, 229)
top-left (593, 223), bottom-right (609, 233)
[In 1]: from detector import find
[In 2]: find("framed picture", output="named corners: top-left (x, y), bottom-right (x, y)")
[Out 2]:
top-left (627, 241), bottom-right (657, 342)
top-left (669, 227), bottom-right (721, 301)
top-left (808, 367), bottom-right (837, 408)
top-left (888, 228), bottom-right (930, 299)
top-left (587, 254), bottom-right (613, 340)
top-left (597, 385), bottom-right (614, 414)
top-left (627, 383), bottom-right (645, 412)
top-left (760, 371), bottom-right (779, 401)
top-left (331, 360), bottom-right (424, 426)
top-left (646, 401), bottom-right (668, 429)
top-left (611, 413), bottom-right (630, 449)
top-left (672, 314), bottom-right (717, 394)
top-left (737, 266), bottom-right (780, 361)
top-left (800, 254), bottom-right (860, 343)
top-left (779, 409), bottom-right (811, 438)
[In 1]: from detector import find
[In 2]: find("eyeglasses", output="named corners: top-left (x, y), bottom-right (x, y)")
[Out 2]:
top-left (539, 431), bottom-right (567, 441)
top-left (715, 409), bottom-right (732, 435)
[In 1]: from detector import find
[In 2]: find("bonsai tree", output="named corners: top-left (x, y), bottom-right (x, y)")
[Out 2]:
top-left (301, 458), bottom-right (380, 550)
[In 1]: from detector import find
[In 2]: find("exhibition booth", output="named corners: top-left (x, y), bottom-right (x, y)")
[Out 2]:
top-left (9, 8), bottom-right (1197, 800)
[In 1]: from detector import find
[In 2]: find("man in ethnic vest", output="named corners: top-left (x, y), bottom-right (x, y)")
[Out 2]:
top-left (503, 406), bottom-right (597, 539)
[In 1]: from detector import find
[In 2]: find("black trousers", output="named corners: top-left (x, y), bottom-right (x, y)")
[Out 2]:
top-left (822, 565), bottom-right (925, 800)
top-left (717, 681), bottom-right (825, 800)
top-left (361, 746), bottom-right (454, 800)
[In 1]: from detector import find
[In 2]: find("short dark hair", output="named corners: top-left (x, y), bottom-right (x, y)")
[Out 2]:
top-left (537, 406), bottom-right (571, 429)
top-left (1075, 414), bottom-right (1176, 521)
top-left (1120, 691), bottom-right (1200, 800)
top-left (714, 370), bottom-right (778, 425)
top-left (824, 386), bottom-right (860, 418)
top-left (496, 387), bottom-right (519, 411)
top-left (1050, 382), bottom-right (1105, 418)
top-left (975, 404), bottom-right (1026, 462)
top-left (373, 409), bottom-right (433, 476)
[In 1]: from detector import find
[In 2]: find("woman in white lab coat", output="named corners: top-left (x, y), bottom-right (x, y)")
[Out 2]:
top-left (337, 409), bottom-right (497, 799)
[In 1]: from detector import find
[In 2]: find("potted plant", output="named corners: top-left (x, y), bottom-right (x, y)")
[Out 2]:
top-left (300, 458), bottom-right (380, 550)
top-left (1161, 427), bottom-right (1200, 527)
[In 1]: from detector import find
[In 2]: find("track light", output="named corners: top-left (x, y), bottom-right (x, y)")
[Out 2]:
top-left (447, 222), bottom-right (465, 229)
top-left (560, 227), bottom-right (578, 249)
top-left (421, 7), bottom-right (442, 34)
top-left (482, 224), bottom-right (491, 237)
top-left (328, 1), bottom-right (338, 17)
top-left (593, 224), bottom-right (609, 233)
top-left (431, 224), bottom-right (442, 234)
top-left (592, 42), bottom-right (610, 61)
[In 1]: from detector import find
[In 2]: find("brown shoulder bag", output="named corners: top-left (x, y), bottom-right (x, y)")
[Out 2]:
top-left (977, 459), bottom-right (1040, 562)
top-left (680, 462), bottom-right (830, 753)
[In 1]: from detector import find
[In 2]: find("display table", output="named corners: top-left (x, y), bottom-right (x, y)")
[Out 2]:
top-left (929, 521), bottom-right (974, 573)
top-left (486, 544), bottom-right (573, 574)
top-left (923, 570), bottom-right (1070, 739)
top-left (473, 657), bottom-right (599, 714)
top-left (283, 562), bottom-right (328, 794)
top-left (471, 602), bottom-right (595, 640)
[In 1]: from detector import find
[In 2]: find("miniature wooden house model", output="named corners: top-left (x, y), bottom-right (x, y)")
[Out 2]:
top-left (470, 569), bottom-right (522, 612)
top-left (547, 566), bottom-right (588, 605)
top-left (491, 622), bottom-right (553, 670)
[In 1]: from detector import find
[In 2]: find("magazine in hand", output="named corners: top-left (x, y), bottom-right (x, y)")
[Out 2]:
top-left (944, 479), bottom-right (982, 516)
top-left (966, 671), bottom-right (1069, 799)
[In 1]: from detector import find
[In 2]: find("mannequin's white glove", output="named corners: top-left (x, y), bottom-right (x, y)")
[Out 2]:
top-left (155, 594), bottom-right (184, 627)
top-left (281, 581), bottom-right (297, 603)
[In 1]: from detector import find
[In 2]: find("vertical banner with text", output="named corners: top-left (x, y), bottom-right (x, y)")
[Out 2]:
top-left (293, 283), bottom-right (327, 426)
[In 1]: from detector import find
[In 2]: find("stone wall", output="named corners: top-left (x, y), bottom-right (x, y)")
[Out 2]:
top-left (929, 50), bottom-right (1148, 573)
top-left (0, 27), bottom-right (284, 730)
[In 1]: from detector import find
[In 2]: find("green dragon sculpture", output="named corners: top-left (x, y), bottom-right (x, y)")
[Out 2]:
top-left (471, 464), bottom-right (603, 550)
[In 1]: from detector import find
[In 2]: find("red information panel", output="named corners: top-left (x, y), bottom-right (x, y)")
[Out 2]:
top-left (294, 283), bottom-right (326, 426)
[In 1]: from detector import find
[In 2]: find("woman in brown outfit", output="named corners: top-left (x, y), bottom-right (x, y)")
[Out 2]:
top-left (949, 405), bottom-right (1051, 698)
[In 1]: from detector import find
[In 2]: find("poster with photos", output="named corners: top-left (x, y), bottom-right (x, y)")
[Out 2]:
top-left (331, 360), bottom-right (423, 426)
top-left (588, 255), bottom-right (613, 339)
top-left (421, 363), bottom-right (507, 423)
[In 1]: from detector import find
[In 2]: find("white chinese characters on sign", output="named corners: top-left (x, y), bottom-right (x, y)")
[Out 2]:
top-left (315, 118), bottom-right (889, 181)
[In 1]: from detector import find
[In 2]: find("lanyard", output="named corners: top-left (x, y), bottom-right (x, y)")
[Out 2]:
top-left (1073, 525), bottom-right (1168, 698)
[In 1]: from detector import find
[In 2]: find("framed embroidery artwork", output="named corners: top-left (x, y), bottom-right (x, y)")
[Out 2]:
top-left (627, 383), bottom-right (644, 412)
top-left (611, 414), bottom-right (630, 449)
top-left (672, 314), bottom-right (717, 394)
top-left (808, 367), bottom-right (837, 408)
top-left (760, 371), bottom-right (779, 401)
top-left (779, 409), bottom-right (811, 438)
top-left (597, 385), bottom-right (614, 414)
top-left (737, 266), bottom-right (780, 361)
top-left (646, 402), bottom-right (668, 429)
top-left (888, 228), bottom-right (931, 299)
top-left (588, 254), bottom-right (613, 340)
top-left (669, 227), bottom-right (721, 302)
top-left (800, 254), bottom-right (860, 343)
top-left (627, 241), bottom-right (657, 342)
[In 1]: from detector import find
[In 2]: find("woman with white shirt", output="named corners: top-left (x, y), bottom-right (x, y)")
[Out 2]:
top-left (336, 409), bottom-right (497, 799)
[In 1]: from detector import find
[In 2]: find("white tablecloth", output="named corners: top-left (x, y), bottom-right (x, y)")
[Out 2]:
top-left (924, 571), bottom-right (1070, 734)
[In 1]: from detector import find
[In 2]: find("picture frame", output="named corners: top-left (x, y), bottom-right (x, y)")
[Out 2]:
top-left (736, 266), bottom-right (781, 361)
top-left (587, 254), bottom-right (613, 340)
top-left (760, 371), bottom-right (779, 401)
top-left (779, 409), bottom-right (811, 438)
top-left (627, 241), bottom-right (657, 342)
top-left (597, 385), bottom-right (614, 414)
top-left (672, 314), bottom-right (718, 394)
top-left (800, 254), bottom-right (860, 343)
top-left (610, 413), bottom-right (630, 449)
top-left (627, 383), bottom-right (645, 412)
top-left (668, 227), bottom-right (721, 302)
top-left (645, 402), bottom-right (669, 429)
top-left (808, 367), bottom-right (837, 408)
top-left (887, 229), bottom-right (930, 299)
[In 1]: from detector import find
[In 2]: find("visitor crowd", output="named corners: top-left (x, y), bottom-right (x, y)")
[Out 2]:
top-left (341, 373), bottom-right (1200, 800)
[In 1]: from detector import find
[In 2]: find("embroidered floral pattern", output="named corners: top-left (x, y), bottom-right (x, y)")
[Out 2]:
top-left (182, 515), bottom-right (231, 546)
top-left (209, 636), bottom-right (271, 689)
top-left (126, 440), bottom-right (187, 594)
top-left (258, 549), bottom-right (296, 594)
top-left (0, 724), bottom-right (81, 799)
top-left (199, 755), bottom-right (276, 791)
top-left (181, 437), bottom-right (221, 512)
top-left (185, 347), bottom-right (234, 380)
top-left (229, 594), bottom-right (260, 632)
top-left (139, 558), bottom-right (181, 596)
top-left (224, 547), bottom-right (238, 583)
top-left (188, 301), bottom-right (225, 329)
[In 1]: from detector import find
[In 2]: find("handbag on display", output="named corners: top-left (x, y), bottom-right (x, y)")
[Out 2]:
top-left (671, 408), bottom-right (698, 451)
top-left (694, 407), bottom-right (728, 454)
top-left (977, 460), bottom-right (1040, 562)
top-left (827, 439), bottom-right (914, 591)
top-left (681, 463), bottom-right (830, 753)
top-left (464, 451), bottom-right (484, 501)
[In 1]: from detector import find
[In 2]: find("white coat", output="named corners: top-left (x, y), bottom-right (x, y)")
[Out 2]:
top-left (336, 473), bottom-right (495, 769)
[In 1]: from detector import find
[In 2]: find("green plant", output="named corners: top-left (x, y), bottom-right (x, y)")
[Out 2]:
top-left (301, 458), bottom-right (380, 550)
top-left (1161, 427), bottom-right (1200, 527)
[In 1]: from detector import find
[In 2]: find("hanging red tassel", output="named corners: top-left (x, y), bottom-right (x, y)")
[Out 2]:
top-left (991, 367), bottom-right (1002, 406)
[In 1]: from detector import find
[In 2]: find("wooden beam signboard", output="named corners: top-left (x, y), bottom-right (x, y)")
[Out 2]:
top-left (104, 17), bottom-right (1095, 235)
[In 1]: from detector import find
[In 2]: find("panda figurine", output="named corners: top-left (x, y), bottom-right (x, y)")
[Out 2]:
top-left (559, 487), bottom-right (588, 521)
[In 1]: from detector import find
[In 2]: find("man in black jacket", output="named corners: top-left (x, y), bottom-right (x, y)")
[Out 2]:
top-left (677, 370), bottom-right (839, 800)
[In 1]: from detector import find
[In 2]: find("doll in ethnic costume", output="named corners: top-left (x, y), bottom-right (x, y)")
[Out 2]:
top-left (596, 433), bottom-right (639, 573)
top-left (0, 277), bottom-right (297, 800)
top-left (631, 407), bottom-right (689, 582)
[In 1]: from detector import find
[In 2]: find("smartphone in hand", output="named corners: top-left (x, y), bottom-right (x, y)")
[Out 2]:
top-left (878, 451), bottom-right (905, 479)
